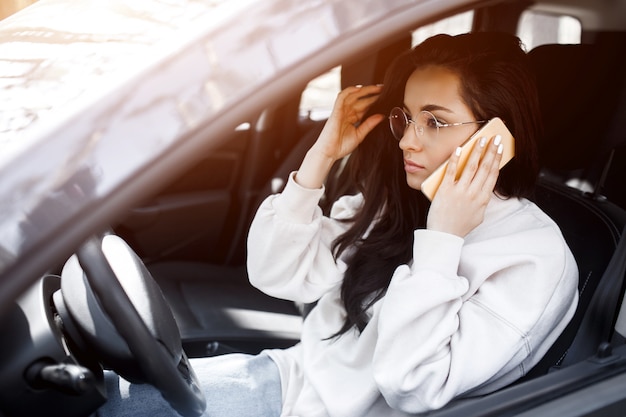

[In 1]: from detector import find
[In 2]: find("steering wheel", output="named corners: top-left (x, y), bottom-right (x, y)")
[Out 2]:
top-left (58, 234), bottom-right (206, 416)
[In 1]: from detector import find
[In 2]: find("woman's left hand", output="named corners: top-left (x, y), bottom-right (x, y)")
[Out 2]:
top-left (426, 136), bottom-right (504, 237)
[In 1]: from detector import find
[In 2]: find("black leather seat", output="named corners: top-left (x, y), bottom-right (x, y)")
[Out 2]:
top-left (528, 37), bottom-right (626, 191)
top-left (519, 39), bottom-right (626, 380)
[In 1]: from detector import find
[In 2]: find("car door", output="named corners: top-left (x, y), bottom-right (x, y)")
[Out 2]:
top-left (114, 91), bottom-right (306, 266)
top-left (114, 126), bottom-right (249, 264)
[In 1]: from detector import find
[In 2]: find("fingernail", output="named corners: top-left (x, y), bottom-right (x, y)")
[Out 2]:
top-left (494, 134), bottom-right (502, 146)
top-left (497, 143), bottom-right (504, 154)
top-left (479, 137), bottom-right (487, 148)
top-left (455, 147), bottom-right (462, 156)
top-left (355, 84), bottom-right (363, 88)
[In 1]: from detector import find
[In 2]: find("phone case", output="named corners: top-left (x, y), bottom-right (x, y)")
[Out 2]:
top-left (420, 117), bottom-right (515, 201)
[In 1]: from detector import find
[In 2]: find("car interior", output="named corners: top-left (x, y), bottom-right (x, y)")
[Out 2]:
top-left (111, 1), bottom-right (626, 412)
top-left (2, 0), bottom-right (626, 416)
top-left (113, 0), bottom-right (626, 367)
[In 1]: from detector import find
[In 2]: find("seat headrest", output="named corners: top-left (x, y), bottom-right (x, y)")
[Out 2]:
top-left (528, 39), bottom-right (626, 174)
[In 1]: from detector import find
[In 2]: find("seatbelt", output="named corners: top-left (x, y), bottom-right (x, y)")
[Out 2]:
top-left (562, 225), bottom-right (626, 365)
top-left (612, 233), bottom-right (626, 339)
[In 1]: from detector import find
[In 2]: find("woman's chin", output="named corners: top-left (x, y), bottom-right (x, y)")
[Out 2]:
top-left (405, 173), bottom-right (425, 191)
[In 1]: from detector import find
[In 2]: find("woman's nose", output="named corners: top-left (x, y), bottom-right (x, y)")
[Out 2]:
top-left (398, 128), bottom-right (423, 152)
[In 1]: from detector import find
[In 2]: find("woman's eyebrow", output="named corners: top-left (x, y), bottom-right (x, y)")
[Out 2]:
top-left (423, 103), bottom-right (455, 113)
top-left (403, 102), bottom-right (455, 114)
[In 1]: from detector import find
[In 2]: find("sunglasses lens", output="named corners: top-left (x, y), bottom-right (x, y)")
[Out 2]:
top-left (389, 107), bottom-right (407, 140)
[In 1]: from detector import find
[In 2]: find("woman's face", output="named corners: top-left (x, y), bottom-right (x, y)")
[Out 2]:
top-left (399, 65), bottom-right (480, 190)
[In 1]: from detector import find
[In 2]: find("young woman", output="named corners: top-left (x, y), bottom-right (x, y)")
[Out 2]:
top-left (97, 32), bottom-right (578, 417)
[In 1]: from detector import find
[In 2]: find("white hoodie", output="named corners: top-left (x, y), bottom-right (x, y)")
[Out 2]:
top-left (247, 173), bottom-right (578, 417)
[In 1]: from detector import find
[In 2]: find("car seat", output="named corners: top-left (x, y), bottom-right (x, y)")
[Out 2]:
top-left (519, 37), bottom-right (626, 380)
top-left (528, 35), bottom-right (626, 198)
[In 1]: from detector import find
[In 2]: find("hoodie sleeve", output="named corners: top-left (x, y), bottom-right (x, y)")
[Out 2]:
top-left (372, 222), bottom-right (578, 412)
top-left (246, 172), bottom-right (359, 303)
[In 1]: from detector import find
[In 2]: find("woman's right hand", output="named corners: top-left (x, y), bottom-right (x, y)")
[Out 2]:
top-left (426, 136), bottom-right (503, 237)
top-left (295, 85), bottom-right (385, 189)
top-left (314, 84), bottom-right (385, 161)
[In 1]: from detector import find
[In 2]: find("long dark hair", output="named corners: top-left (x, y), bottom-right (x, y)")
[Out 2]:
top-left (331, 32), bottom-right (542, 336)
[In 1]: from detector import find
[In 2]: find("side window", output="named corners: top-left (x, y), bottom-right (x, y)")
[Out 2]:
top-left (299, 11), bottom-right (474, 122)
top-left (299, 66), bottom-right (341, 121)
top-left (518, 11), bottom-right (581, 50)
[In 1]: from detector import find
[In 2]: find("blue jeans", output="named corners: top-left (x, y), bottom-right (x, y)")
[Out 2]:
top-left (93, 353), bottom-right (282, 417)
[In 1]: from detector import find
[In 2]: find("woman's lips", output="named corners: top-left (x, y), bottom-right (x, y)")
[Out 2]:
top-left (404, 159), bottom-right (424, 173)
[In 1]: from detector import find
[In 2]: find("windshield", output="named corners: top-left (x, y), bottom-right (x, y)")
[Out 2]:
top-left (0, 0), bottom-right (424, 313)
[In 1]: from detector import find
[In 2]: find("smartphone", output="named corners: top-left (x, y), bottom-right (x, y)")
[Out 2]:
top-left (420, 117), bottom-right (515, 201)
